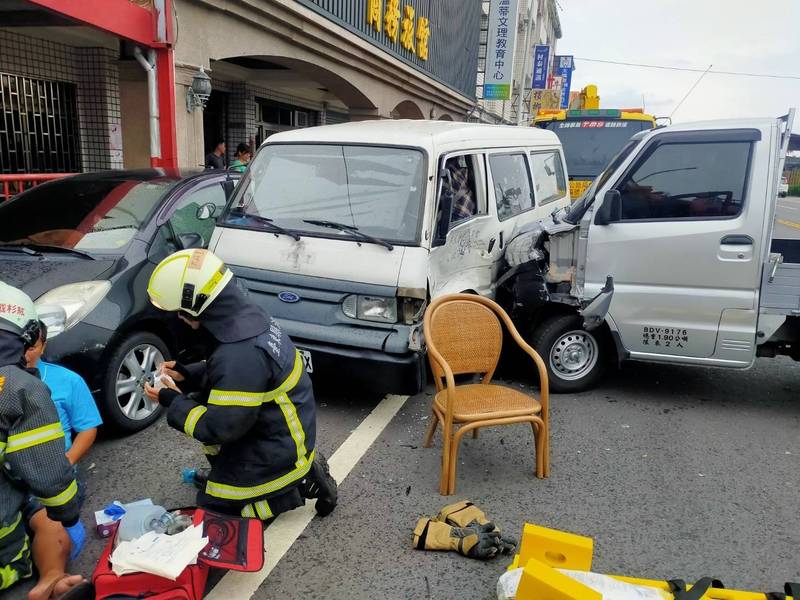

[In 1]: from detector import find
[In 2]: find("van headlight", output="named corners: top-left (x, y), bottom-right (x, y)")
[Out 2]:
top-left (35, 281), bottom-right (112, 338)
top-left (342, 295), bottom-right (398, 323)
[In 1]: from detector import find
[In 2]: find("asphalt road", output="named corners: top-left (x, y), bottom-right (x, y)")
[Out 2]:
top-left (773, 195), bottom-right (800, 239)
top-left (3, 357), bottom-right (799, 599)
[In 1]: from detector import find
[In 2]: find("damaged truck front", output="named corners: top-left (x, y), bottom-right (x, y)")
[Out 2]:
top-left (499, 198), bottom-right (615, 392)
top-left (499, 110), bottom-right (797, 393)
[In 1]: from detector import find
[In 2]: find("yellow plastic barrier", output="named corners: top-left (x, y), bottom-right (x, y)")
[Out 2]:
top-left (509, 522), bottom-right (795, 600)
top-left (516, 558), bottom-right (601, 600)
top-left (513, 523), bottom-right (594, 572)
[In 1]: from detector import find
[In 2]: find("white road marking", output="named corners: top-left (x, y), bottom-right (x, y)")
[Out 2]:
top-left (205, 393), bottom-right (410, 600)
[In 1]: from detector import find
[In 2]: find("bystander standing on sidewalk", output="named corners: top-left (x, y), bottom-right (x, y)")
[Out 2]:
top-left (204, 141), bottom-right (226, 170)
top-left (229, 143), bottom-right (252, 173)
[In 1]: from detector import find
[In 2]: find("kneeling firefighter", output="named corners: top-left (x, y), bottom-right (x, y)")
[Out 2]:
top-left (0, 282), bottom-right (88, 597)
top-left (144, 249), bottom-right (337, 521)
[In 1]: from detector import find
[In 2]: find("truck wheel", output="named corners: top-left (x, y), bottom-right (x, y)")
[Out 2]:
top-left (531, 315), bottom-right (607, 393)
top-left (101, 332), bottom-right (169, 433)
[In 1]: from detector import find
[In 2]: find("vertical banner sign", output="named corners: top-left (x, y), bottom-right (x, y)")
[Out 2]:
top-left (483, 0), bottom-right (520, 100)
top-left (531, 44), bottom-right (550, 89)
top-left (554, 55), bottom-right (574, 108)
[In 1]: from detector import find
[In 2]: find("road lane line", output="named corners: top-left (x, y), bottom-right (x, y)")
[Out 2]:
top-left (777, 218), bottom-right (800, 230)
top-left (205, 393), bottom-right (410, 599)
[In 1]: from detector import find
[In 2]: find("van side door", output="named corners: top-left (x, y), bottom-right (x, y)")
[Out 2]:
top-left (584, 128), bottom-right (766, 365)
top-left (429, 152), bottom-right (499, 296)
top-left (485, 150), bottom-right (536, 277)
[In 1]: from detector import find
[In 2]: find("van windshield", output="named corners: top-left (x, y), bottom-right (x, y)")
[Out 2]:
top-left (223, 144), bottom-right (426, 244)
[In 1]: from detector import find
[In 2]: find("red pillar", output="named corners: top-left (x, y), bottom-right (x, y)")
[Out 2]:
top-left (156, 47), bottom-right (178, 169)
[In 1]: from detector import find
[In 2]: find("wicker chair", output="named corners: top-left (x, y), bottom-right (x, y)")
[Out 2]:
top-left (422, 294), bottom-right (550, 495)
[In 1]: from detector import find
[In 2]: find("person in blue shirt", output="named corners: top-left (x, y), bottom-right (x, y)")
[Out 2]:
top-left (25, 322), bottom-right (103, 470)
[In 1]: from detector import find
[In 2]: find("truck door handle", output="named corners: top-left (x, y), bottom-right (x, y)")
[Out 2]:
top-left (769, 252), bottom-right (784, 282)
top-left (720, 235), bottom-right (753, 245)
top-left (487, 238), bottom-right (496, 253)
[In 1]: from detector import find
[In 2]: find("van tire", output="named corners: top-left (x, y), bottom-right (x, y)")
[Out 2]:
top-left (531, 314), bottom-right (607, 393)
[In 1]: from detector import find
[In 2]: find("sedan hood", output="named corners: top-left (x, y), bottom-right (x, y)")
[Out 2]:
top-left (0, 253), bottom-right (116, 300)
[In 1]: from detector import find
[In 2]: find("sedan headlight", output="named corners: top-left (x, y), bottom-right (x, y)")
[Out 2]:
top-left (35, 281), bottom-right (112, 338)
top-left (342, 295), bottom-right (398, 323)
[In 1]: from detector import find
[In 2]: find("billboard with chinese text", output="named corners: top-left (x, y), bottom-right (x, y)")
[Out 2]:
top-left (554, 55), bottom-right (574, 108)
top-left (483, 0), bottom-right (520, 100)
top-left (531, 44), bottom-right (550, 89)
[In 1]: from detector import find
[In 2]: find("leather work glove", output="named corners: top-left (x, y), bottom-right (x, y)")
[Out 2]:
top-left (65, 521), bottom-right (86, 561)
top-left (436, 500), bottom-right (516, 554)
top-left (412, 517), bottom-right (503, 560)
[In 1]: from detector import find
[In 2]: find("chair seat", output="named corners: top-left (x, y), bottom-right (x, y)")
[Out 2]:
top-left (434, 384), bottom-right (541, 421)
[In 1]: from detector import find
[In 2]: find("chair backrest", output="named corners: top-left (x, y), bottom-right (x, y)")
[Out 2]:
top-left (425, 295), bottom-right (504, 385)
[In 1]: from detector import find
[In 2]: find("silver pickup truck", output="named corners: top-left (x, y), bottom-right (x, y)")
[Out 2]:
top-left (500, 110), bottom-right (796, 392)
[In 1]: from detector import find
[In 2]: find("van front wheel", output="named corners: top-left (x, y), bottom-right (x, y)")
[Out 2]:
top-left (531, 315), bottom-right (607, 393)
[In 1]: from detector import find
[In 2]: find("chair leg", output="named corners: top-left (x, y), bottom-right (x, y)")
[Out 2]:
top-left (439, 423), bottom-right (452, 496)
top-left (422, 411), bottom-right (439, 448)
top-left (531, 420), bottom-right (546, 479)
top-left (543, 420), bottom-right (550, 478)
top-left (530, 421), bottom-right (541, 478)
top-left (448, 424), bottom-right (479, 495)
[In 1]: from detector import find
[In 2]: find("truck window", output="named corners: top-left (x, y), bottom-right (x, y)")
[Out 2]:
top-left (529, 151), bottom-right (567, 205)
top-left (616, 141), bottom-right (751, 220)
top-left (489, 153), bottom-right (534, 221)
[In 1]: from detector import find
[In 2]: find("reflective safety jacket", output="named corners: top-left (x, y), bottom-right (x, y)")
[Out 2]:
top-left (162, 316), bottom-right (317, 509)
top-left (0, 365), bottom-right (80, 532)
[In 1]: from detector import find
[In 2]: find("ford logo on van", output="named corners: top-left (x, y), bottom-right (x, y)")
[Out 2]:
top-left (278, 291), bottom-right (300, 303)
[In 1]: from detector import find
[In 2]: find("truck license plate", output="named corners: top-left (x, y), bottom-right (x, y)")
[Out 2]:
top-left (298, 349), bottom-right (313, 374)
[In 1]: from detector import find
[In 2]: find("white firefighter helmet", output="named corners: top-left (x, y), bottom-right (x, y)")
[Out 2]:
top-left (147, 249), bottom-right (233, 317)
top-left (0, 281), bottom-right (40, 345)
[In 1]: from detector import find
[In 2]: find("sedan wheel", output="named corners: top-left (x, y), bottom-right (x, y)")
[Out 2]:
top-left (115, 343), bottom-right (164, 421)
top-left (102, 331), bottom-right (169, 432)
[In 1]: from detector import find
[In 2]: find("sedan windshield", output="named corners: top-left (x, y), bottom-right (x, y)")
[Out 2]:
top-left (223, 144), bottom-right (426, 244)
top-left (0, 177), bottom-right (178, 253)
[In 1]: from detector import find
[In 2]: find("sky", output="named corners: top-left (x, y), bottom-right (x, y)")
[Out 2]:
top-left (555, 0), bottom-right (800, 132)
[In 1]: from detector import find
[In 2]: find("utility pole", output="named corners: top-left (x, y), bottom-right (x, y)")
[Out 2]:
top-left (515, 0), bottom-right (535, 126)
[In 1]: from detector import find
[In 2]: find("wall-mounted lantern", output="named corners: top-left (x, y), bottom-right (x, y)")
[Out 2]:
top-left (186, 66), bottom-right (212, 112)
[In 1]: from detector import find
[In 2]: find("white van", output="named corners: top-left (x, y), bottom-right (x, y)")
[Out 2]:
top-left (211, 120), bottom-right (570, 393)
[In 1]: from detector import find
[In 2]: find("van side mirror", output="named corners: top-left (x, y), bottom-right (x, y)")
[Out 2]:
top-left (595, 190), bottom-right (622, 225)
top-left (432, 167), bottom-right (453, 248)
top-left (433, 192), bottom-right (452, 248)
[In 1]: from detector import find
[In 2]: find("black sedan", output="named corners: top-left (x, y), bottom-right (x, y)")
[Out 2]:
top-left (0, 169), bottom-right (240, 432)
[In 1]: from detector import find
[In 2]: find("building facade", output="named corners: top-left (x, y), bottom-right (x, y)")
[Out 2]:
top-left (474, 0), bottom-right (561, 124)
top-left (0, 0), bottom-right (482, 175)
